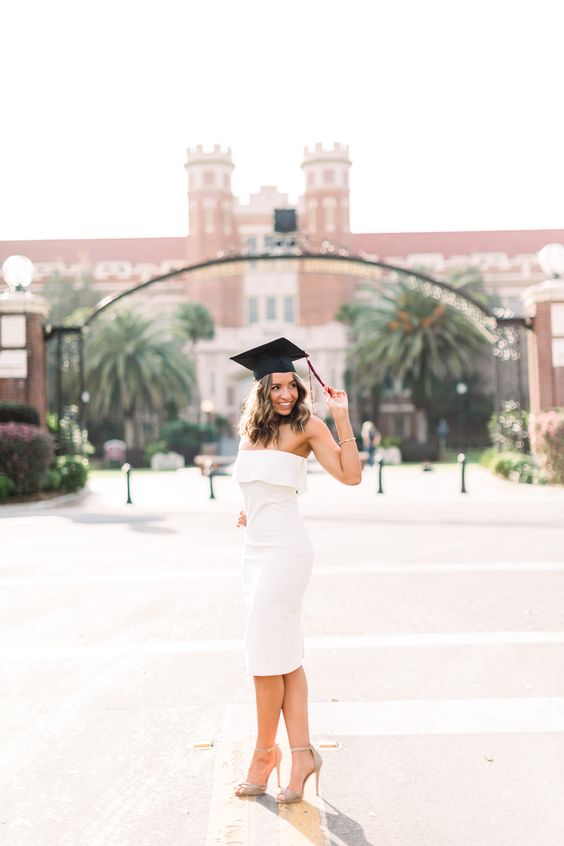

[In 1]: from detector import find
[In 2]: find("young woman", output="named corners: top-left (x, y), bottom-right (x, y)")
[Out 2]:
top-left (230, 337), bottom-right (361, 804)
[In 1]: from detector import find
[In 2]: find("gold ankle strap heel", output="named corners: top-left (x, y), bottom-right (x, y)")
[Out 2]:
top-left (234, 743), bottom-right (282, 797)
top-left (275, 743), bottom-right (323, 804)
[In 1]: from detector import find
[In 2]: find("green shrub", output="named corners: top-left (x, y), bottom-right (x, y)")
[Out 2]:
top-left (530, 409), bottom-right (564, 484)
top-left (161, 420), bottom-right (218, 463)
top-left (0, 474), bottom-right (15, 500)
top-left (492, 451), bottom-right (545, 484)
top-left (479, 447), bottom-right (497, 468)
top-left (0, 423), bottom-right (54, 495)
top-left (0, 402), bottom-right (40, 426)
top-left (56, 455), bottom-right (89, 491)
top-left (488, 401), bottom-right (529, 453)
top-left (381, 436), bottom-right (401, 448)
top-left (143, 439), bottom-right (167, 465)
top-left (42, 468), bottom-right (63, 492)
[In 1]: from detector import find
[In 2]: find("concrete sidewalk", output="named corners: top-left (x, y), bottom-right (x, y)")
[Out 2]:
top-left (1, 464), bottom-right (564, 845)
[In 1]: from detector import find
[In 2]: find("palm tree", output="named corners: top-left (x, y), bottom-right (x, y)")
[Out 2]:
top-left (337, 276), bottom-right (488, 412)
top-left (85, 310), bottom-right (194, 448)
top-left (174, 302), bottom-right (215, 421)
top-left (174, 302), bottom-right (215, 346)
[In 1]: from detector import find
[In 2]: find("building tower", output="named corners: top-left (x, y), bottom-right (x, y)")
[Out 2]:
top-left (300, 143), bottom-right (352, 250)
top-left (297, 143), bottom-right (356, 326)
top-left (185, 145), bottom-right (237, 264)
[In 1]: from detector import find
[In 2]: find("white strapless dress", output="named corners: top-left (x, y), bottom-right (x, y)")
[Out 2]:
top-left (232, 449), bottom-right (314, 676)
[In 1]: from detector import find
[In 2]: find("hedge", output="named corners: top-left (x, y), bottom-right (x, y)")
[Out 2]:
top-left (0, 402), bottom-right (40, 426)
top-left (530, 410), bottom-right (564, 484)
top-left (0, 474), bottom-right (15, 500)
top-left (0, 423), bottom-right (54, 495)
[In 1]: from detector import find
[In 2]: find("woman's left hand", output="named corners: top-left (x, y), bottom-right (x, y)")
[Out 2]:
top-left (323, 385), bottom-right (349, 416)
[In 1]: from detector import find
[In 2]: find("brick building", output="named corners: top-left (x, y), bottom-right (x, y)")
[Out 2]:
top-left (1, 143), bottom-right (562, 437)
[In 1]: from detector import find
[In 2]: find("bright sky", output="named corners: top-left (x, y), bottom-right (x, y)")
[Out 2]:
top-left (1, 0), bottom-right (562, 240)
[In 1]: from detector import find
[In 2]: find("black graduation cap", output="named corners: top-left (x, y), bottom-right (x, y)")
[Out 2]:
top-left (229, 336), bottom-right (326, 386)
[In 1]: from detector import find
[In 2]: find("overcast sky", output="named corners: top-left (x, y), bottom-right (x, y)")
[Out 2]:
top-left (1, 0), bottom-right (562, 240)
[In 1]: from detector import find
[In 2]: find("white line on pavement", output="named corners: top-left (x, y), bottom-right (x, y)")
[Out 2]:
top-left (1, 560), bottom-right (563, 586)
top-left (223, 697), bottom-right (564, 737)
top-left (3, 630), bottom-right (564, 660)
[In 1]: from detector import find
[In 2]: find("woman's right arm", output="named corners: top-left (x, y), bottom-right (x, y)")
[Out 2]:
top-left (305, 388), bottom-right (361, 485)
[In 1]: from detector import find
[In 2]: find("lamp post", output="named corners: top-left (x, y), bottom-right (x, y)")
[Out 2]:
top-left (538, 243), bottom-right (564, 278)
top-left (456, 381), bottom-right (468, 451)
top-left (1, 255), bottom-right (34, 293)
top-left (200, 399), bottom-right (214, 428)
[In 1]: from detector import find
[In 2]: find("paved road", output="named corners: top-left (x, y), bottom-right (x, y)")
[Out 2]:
top-left (1, 464), bottom-right (564, 845)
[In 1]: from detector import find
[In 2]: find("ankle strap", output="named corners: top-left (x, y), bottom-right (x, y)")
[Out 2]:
top-left (290, 744), bottom-right (313, 752)
top-left (255, 743), bottom-right (279, 753)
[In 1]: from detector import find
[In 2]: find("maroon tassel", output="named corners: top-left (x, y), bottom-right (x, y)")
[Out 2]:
top-left (306, 356), bottom-right (326, 388)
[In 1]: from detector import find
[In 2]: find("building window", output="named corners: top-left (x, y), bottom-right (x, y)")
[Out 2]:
top-left (203, 170), bottom-right (215, 187)
top-left (323, 168), bottom-right (335, 184)
top-left (203, 201), bottom-right (215, 234)
top-left (266, 296), bottom-right (276, 320)
top-left (210, 370), bottom-right (216, 396)
top-left (246, 237), bottom-right (257, 253)
top-left (394, 414), bottom-right (406, 438)
top-left (283, 296), bottom-right (295, 322)
top-left (248, 297), bottom-right (258, 324)
top-left (323, 197), bottom-right (337, 231)
top-left (222, 202), bottom-right (231, 234)
top-left (307, 199), bottom-right (317, 233)
top-left (226, 385), bottom-right (235, 406)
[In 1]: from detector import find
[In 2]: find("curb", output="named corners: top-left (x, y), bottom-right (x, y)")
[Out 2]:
top-left (0, 485), bottom-right (91, 516)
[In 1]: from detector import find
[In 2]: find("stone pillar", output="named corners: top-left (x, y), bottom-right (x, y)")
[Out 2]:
top-left (522, 279), bottom-right (564, 413)
top-left (0, 291), bottom-right (50, 426)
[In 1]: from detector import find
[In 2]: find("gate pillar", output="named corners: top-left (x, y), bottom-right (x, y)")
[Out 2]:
top-left (0, 283), bottom-right (49, 426)
top-left (522, 278), bottom-right (564, 413)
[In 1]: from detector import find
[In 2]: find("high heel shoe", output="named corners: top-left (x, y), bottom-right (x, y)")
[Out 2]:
top-left (234, 743), bottom-right (282, 797)
top-left (275, 743), bottom-right (322, 804)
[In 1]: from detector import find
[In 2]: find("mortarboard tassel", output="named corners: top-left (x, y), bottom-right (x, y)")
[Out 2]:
top-left (306, 357), bottom-right (326, 388)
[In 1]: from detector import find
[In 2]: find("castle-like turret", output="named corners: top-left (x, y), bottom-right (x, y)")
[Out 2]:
top-left (185, 145), bottom-right (237, 263)
top-left (300, 142), bottom-right (352, 249)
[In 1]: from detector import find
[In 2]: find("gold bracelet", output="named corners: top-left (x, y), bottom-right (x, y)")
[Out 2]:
top-left (338, 437), bottom-right (356, 445)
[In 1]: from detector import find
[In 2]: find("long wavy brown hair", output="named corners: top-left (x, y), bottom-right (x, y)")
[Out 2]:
top-left (238, 371), bottom-right (311, 446)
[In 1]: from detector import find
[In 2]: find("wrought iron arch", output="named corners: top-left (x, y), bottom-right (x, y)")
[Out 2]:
top-left (44, 250), bottom-right (530, 435)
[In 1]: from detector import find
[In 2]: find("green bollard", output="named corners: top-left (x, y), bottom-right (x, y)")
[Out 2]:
top-left (121, 462), bottom-right (133, 504)
top-left (457, 452), bottom-right (467, 494)
top-left (376, 456), bottom-right (384, 495)
top-left (206, 461), bottom-right (216, 500)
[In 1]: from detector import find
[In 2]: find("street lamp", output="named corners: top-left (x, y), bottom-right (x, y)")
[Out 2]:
top-left (456, 381), bottom-right (468, 451)
top-left (200, 399), bottom-right (214, 427)
top-left (1, 255), bottom-right (34, 293)
top-left (538, 243), bottom-right (564, 278)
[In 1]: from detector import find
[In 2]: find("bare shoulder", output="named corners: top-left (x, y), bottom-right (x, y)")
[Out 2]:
top-left (304, 414), bottom-right (332, 440)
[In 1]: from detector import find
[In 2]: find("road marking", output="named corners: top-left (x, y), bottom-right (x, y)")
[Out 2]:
top-left (1, 561), bottom-right (563, 586)
top-left (278, 752), bottom-right (327, 846)
top-left (205, 738), bottom-right (256, 846)
top-left (3, 630), bottom-right (564, 660)
top-left (223, 698), bottom-right (564, 738)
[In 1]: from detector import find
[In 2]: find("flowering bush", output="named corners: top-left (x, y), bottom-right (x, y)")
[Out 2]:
top-left (56, 455), bottom-right (89, 491)
top-left (488, 401), bottom-right (529, 453)
top-left (0, 423), bottom-right (54, 495)
top-left (491, 451), bottom-right (545, 484)
top-left (530, 409), bottom-right (564, 484)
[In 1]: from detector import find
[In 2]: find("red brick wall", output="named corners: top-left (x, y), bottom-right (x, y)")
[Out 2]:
top-left (0, 312), bottom-right (47, 426)
top-left (532, 302), bottom-right (554, 411)
top-left (298, 269), bottom-right (357, 326)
